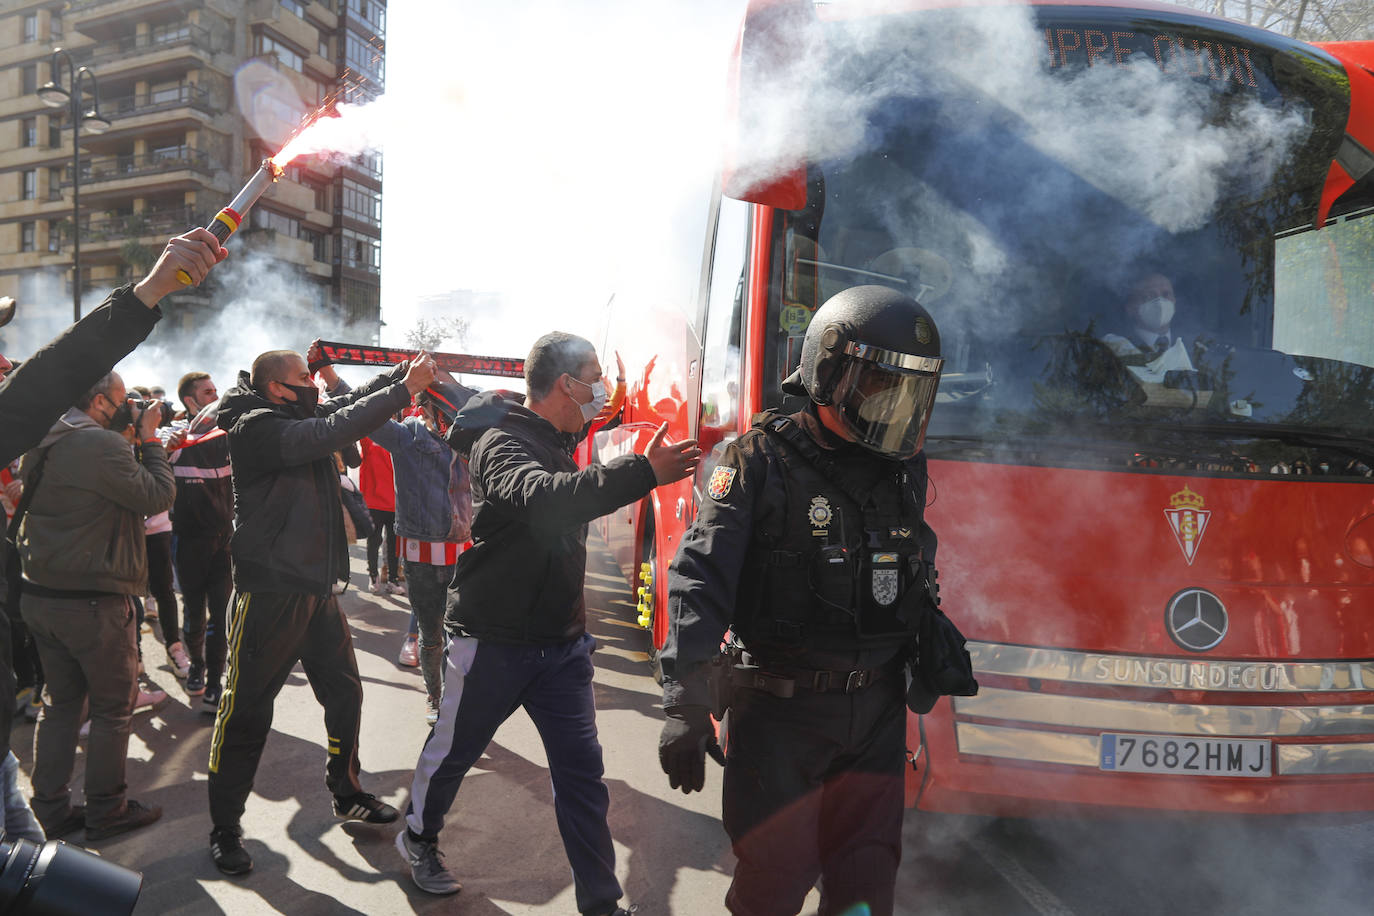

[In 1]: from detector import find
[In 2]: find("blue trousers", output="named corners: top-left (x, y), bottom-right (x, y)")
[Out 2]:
top-left (405, 632), bottom-right (621, 915)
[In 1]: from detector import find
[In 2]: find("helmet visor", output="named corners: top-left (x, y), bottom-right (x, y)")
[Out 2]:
top-left (831, 353), bottom-right (942, 459)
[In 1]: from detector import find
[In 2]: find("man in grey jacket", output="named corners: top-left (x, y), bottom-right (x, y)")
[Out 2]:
top-left (17, 372), bottom-right (175, 841)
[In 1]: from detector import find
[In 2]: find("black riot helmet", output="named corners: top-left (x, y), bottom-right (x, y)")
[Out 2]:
top-left (782, 285), bottom-right (943, 459)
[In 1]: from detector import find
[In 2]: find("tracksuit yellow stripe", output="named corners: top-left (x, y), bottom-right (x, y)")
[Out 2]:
top-left (209, 591), bottom-right (251, 773)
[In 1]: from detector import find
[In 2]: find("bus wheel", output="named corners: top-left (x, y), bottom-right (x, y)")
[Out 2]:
top-left (636, 515), bottom-right (664, 685)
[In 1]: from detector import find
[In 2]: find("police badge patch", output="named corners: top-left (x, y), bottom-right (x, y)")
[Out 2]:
top-left (872, 552), bottom-right (899, 606)
top-left (707, 465), bottom-right (737, 500)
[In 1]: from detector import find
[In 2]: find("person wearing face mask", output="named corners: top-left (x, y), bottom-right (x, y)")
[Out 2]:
top-left (14, 371), bottom-right (175, 842)
top-left (1101, 272), bottom-right (1183, 357)
top-left (393, 332), bottom-right (699, 914)
top-left (310, 342), bottom-right (473, 726)
top-left (205, 346), bottom-right (436, 876)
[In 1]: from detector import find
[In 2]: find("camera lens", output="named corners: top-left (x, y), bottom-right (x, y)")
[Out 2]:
top-left (0, 837), bottom-right (142, 915)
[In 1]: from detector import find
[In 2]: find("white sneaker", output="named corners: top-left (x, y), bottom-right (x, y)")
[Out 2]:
top-left (167, 642), bottom-right (191, 679)
top-left (386, 580), bottom-right (406, 596)
top-left (395, 830), bottom-right (461, 895)
top-left (331, 581), bottom-right (347, 595)
top-left (369, 576), bottom-right (385, 594)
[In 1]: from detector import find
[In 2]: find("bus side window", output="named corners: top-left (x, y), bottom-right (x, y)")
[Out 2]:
top-left (697, 196), bottom-right (750, 489)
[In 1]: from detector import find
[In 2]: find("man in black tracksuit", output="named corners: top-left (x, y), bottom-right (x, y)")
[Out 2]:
top-left (659, 287), bottom-right (975, 916)
top-left (169, 371), bottom-right (233, 707)
top-left (396, 332), bottom-right (699, 915)
top-left (206, 347), bottom-right (436, 875)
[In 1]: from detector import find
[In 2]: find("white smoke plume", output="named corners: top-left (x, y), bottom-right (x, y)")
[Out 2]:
top-left (112, 249), bottom-right (369, 399)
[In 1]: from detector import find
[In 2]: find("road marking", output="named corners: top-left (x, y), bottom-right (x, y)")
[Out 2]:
top-left (967, 832), bottom-right (1078, 916)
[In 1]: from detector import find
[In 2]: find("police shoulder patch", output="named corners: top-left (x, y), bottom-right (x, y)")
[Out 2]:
top-left (707, 465), bottom-right (737, 500)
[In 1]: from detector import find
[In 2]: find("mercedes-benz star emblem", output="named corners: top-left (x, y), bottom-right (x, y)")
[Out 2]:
top-left (1165, 588), bottom-right (1228, 652)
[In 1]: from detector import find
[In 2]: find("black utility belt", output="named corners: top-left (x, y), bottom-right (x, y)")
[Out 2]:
top-left (730, 662), bottom-right (893, 699)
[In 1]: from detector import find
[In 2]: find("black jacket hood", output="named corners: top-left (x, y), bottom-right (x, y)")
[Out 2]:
top-left (445, 389), bottom-right (554, 458)
top-left (218, 369), bottom-right (302, 432)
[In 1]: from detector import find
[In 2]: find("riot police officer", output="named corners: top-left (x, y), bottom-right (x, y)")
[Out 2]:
top-left (658, 285), bottom-right (957, 916)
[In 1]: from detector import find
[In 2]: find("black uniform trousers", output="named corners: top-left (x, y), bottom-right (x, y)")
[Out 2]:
top-left (207, 590), bottom-right (364, 830)
top-left (722, 673), bottom-right (907, 916)
top-left (175, 535), bottom-right (232, 681)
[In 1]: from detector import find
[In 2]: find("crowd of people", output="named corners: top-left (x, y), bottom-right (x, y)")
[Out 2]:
top-left (0, 229), bottom-right (964, 916)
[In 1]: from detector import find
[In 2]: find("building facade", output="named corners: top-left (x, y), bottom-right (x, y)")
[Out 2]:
top-left (0, 0), bottom-right (384, 344)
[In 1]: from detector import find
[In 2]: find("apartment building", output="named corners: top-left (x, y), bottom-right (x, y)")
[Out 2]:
top-left (0, 0), bottom-right (385, 344)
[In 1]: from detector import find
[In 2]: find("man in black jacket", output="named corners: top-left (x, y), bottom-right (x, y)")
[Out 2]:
top-left (206, 347), bottom-right (435, 876)
top-left (395, 332), bottom-right (699, 915)
top-left (0, 228), bottom-right (225, 761)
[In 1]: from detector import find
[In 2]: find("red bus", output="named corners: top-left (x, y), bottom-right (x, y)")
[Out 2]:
top-left (593, 0), bottom-right (1374, 815)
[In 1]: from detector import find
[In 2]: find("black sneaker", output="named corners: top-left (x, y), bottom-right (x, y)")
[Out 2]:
top-left (332, 792), bottom-right (398, 824)
top-left (85, 799), bottom-right (162, 841)
top-left (210, 827), bottom-right (253, 875)
top-left (202, 682), bottom-right (222, 715)
top-left (186, 661), bottom-right (206, 697)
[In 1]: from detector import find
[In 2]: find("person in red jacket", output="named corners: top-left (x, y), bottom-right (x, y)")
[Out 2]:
top-left (358, 435), bottom-right (400, 595)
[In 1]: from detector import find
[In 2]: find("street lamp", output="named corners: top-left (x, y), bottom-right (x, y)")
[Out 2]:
top-left (37, 48), bottom-right (111, 322)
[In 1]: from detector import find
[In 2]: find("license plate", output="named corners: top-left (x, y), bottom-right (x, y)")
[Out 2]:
top-left (1099, 733), bottom-right (1272, 778)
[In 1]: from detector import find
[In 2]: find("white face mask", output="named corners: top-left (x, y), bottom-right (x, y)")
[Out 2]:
top-left (569, 376), bottom-right (608, 423)
top-left (1136, 296), bottom-right (1175, 330)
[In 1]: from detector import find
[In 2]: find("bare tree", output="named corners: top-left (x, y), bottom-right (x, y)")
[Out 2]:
top-left (403, 315), bottom-right (469, 352)
top-left (1168, 0), bottom-right (1374, 40)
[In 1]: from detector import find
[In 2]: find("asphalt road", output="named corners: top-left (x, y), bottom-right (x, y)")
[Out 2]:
top-left (11, 538), bottom-right (1374, 915)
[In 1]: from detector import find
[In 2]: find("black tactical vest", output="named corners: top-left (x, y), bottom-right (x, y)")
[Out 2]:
top-left (733, 411), bottom-right (932, 657)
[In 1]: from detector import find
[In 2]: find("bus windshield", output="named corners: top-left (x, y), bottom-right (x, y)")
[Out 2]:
top-left (762, 6), bottom-right (1374, 477)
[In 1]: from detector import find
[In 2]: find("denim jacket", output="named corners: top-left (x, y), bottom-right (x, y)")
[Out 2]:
top-left (363, 415), bottom-right (472, 543)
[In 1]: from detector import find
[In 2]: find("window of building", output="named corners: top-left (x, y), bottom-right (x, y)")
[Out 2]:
top-left (256, 33), bottom-right (304, 72)
top-left (301, 226), bottom-right (329, 263)
top-left (21, 118), bottom-right (36, 148)
top-left (150, 143), bottom-right (189, 163)
top-left (252, 207), bottom-right (299, 238)
top-left (21, 170), bottom-right (37, 201)
top-left (47, 219), bottom-right (61, 251)
top-left (150, 81), bottom-right (184, 105)
top-left (48, 122), bottom-right (61, 148)
top-left (340, 228), bottom-right (380, 272)
top-left (23, 14), bottom-right (38, 42)
top-left (344, 32), bottom-right (384, 87)
top-left (22, 64), bottom-right (37, 95)
top-left (349, 0), bottom-right (385, 36)
top-left (20, 222), bottom-right (35, 252)
top-left (281, 0), bottom-right (306, 17)
top-left (149, 22), bottom-right (191, 45)
top-left (48, 167), bottom-right (62, 199)
top-left (340, 178), bottom-right (381, 223)
top-left (319, 37), bottom-right (330, 59)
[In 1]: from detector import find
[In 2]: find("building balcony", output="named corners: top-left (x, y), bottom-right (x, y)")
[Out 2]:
top-left (67, 147), bottom-right (218, 187)
top-left (67, 0), bottom-right (209, 32)
top-left (249, 0), bottom-right (321, 61)
top-left (50, 206), bottom-right (210, 254)
top-left (68, 24), bottom-right (219, 75)
top-left (306, 1), bottom-right (338, 31)
top-left (104, 84), bottom-right (219, 119)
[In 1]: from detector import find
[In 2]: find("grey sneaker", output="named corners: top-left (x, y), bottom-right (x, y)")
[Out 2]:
top-left (395, 830), bottom-right (461, 895)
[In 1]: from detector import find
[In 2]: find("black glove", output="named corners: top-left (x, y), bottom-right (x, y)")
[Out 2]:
top-left (658, 705), bottom-right (725, 794)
